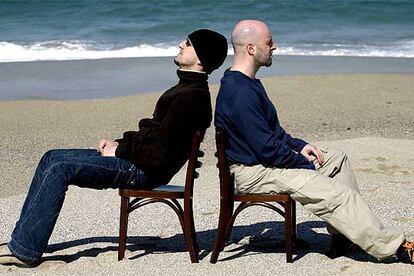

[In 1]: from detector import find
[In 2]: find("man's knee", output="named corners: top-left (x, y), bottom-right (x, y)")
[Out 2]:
top-left (326, 147), bottom-right (346, 158)
top-left (303, 184), bottom-right (354, 217)
top-left (41, 161), bottom-right (71, 190)
top-left (324, 147), bottom-right (349, 166)
top-left (42, 149), bottom-right (58, 160)
top-left (47, 160), bottom-right (70, 174)
top-left (40, 149), bottom-right (67, 165)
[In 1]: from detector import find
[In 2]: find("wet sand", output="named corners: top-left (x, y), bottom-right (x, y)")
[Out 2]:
top-left (1, 55), bottom-right (414, 100)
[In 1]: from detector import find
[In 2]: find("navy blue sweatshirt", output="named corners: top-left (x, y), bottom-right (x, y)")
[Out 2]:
top-left (215, 69), bottom-right (315, 170)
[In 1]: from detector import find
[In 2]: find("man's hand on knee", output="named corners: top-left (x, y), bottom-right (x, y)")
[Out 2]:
top-left (301, 144), bottom-right (325, 165)
top-left (101, 144), bottom-right (118, 157)
top-left (97, 139), bottom-right (118, 155)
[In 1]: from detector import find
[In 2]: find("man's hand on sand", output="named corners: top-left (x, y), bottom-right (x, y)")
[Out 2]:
top-left (97, 140), bottom-right (119, 156)
top-left (301, 144), bottom-right (325, 165)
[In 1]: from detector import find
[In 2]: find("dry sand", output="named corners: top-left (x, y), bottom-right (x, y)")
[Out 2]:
top-left (0, 73), bottom-right (413, 275)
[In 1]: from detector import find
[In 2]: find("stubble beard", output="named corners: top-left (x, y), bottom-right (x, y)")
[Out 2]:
top-left (174, 53), bottom-right (183, 67)
top-left (266, 59), bottom-right (272, 67)
top-left (265, 56), bottom-right (273, 67)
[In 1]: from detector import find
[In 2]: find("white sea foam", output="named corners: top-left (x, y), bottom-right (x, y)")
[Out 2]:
top-left (1, 40), bottom-right (413, 63)
top-left (0, 41), bottom-right (178, 62)
top-left (278, 41), bottom-right (414, 58)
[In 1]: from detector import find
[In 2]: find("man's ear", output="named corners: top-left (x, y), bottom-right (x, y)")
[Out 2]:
top-left (246, 43), bottom-right (255, 55)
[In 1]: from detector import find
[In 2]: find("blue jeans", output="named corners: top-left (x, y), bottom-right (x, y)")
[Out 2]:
top-left (8, 149), bottom-right (148, 263)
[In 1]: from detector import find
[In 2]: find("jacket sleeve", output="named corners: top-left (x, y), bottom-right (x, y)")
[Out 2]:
top-left (115, 132), bottom-right (167, 169)
top-left (279, 127), bottom-right (308, 153)
top-left (231, 89), bottom-right (314, 169)
top-left (114, 131), bottom-right (139, 143)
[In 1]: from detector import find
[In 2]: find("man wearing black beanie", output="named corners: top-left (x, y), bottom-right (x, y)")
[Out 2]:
top-left (187, 29), bottom-right (228, 74)
top-left (0, 29), bottom-right (227, 267)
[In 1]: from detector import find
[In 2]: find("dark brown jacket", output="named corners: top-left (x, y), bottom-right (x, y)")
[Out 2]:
top-left (115, 70), bottom-right (212, 186)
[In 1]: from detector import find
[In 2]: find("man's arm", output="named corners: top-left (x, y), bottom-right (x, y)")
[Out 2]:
top-left (279, 127), bottom-right (324, 165)
top-left (114, 90), bottom-right (210, 165)
top-left (231, 90), bottom-right (314, 169)
top-left (114, 131), bottom-right (139, 144)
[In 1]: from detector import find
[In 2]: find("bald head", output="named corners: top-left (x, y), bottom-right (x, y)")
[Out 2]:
top-left (231, 20), bottom-right (271, 54)
top-left (230, 20), bottom-right (276, 77)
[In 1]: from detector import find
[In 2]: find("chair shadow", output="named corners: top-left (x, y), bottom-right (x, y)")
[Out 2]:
top-left (42, 235), bottom-right (185, 263)
top-left (202, 220), bottom-right (375, 263)
top-left (42, 220), bottom-right (375, 264)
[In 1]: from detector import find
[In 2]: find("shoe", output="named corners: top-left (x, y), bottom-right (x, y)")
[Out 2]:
top-left (325, 234), bottom-right (354, 259)
top-left (0, 244), bottom-right (35, 268)
top-left (397, 240), bottom-right (414, 264)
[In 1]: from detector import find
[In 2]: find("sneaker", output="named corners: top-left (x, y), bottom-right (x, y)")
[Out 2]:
top-left (397, 240), bottom-right (414, 264)
top-left (0, 244), bottom-right (35, 268)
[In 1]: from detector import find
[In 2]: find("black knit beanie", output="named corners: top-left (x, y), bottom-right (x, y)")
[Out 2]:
top-left (188, 29), bottom-right (228, 74)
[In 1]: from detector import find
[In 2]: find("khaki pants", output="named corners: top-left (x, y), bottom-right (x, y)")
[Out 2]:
top-left (230, 147), bottom-right (405, 260)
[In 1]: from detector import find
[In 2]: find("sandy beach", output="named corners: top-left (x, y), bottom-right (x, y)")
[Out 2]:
top-left (0, 57), bottom-right (413, 274)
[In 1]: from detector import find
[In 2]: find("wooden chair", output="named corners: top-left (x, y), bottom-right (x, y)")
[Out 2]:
top-left (118, 131), bottom-right (204, 263)
top-left (210, 128), bottom-right (297, 263)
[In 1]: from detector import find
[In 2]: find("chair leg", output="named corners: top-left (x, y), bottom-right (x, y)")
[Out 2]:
top-left (183, 200), bottom-right (199, 263)
top-left (210, 199), bottom-right (233, 263)
top-left (284, 200), bottom-right (293, 263)
top-left (118, 196), bottom-right (129, 261)
top-left (190, 213), bottom-right (200, 256)
top-left (292, 199), bottom-right (299, 252)
top-left (222, 201), bottom-right (245, 248)
top-left (292, 200), bottom-right (297, 241)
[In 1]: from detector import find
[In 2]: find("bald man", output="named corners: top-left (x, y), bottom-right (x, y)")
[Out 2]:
top-left (214, 20), bottom-right (413, 263)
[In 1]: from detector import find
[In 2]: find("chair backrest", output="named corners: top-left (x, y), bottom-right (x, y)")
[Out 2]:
top-left (215, 128), bottom-right (235, 199)
top-left (184, 130), bottom-right (205, 198)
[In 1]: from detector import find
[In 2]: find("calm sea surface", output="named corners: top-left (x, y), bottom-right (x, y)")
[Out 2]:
top-left (0, 0), bottom-right (413, 62)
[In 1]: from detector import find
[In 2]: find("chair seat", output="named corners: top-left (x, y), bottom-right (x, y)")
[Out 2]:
top-left (153, 184), bottom-right (184, 193)
top-left (119, 185), bottom-right (185, 199)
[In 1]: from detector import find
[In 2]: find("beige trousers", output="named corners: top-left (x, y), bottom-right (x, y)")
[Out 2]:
top-left (230, 147), bottom-right (405, 260)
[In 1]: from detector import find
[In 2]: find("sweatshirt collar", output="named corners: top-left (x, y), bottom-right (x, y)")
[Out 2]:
top-left (177, 69), bottom-right (208, 83)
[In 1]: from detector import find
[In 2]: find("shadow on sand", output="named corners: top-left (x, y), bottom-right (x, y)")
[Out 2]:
top-left (42, 220), bottom-right (375, 264)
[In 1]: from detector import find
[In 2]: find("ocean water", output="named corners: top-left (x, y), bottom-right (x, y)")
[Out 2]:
top-left (0, 0), bottom-right (413, 62)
